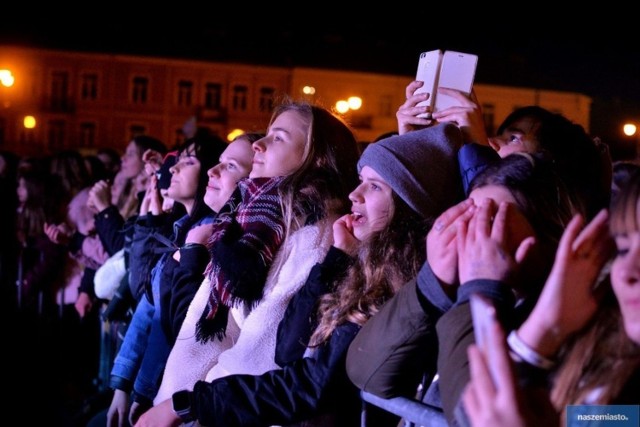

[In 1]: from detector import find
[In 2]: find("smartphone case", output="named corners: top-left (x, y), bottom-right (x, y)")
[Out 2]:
top-left (414, 50), bottom-right (478, 117)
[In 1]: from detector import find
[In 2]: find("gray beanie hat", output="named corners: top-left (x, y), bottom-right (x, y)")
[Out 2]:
top-left (358, 123), bottom-right (463, 219)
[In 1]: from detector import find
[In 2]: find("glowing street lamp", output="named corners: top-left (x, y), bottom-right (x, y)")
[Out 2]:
top-left (0, 69), bottom-right (14, 87)
top-left (227, 128), bottom-right (244, 142)
top-left (24, 115), bottom-right (36, 129)
top-left (336, 96), bottom-right (363, 115)
top-left (347, 96), bottom-right (362, 110)
top-left (335, 100), bottom-right (350, 114)
top-left (623, 123), bottom-right (637, 137)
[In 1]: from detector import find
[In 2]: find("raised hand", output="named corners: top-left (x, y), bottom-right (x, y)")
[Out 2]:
top-left (431, 88), bottom-right (489, 145)
top-left (140, 175), bottom-right (163, 216)
top-left (142, 148), bottom-right (164, 176)
top-left (74, 291), bottom-right (93, 318)
top-left (396, 80), bottom-right (436, 135)
top-left (426, 198), bottom-right (475, 288)
top-left (463, 318), bottom-right (555, 427)
top-left (88, 179), bottom-right (113, 212)
top-left (457, 199), bottom-right (535, 285)
top-left (333, 214), bottom-right (359, 256)
top-left (44, 222), bottom-right (72, 245)
top-left (517, 210), bottom-right (613, 357)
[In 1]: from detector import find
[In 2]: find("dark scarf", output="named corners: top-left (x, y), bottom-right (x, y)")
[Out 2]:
top-left (196, 176), bottom-right (285, 342)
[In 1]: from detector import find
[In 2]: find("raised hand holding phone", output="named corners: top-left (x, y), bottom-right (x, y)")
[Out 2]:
top-left (414, 49), bottom-right (443, 118)
top-left (435, 51), bottom-right (478, 113)
top-left (414, 50), bottom-right (478, 119)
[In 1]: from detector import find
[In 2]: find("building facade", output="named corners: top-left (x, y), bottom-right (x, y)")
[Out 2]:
top-left (0, 45), bottom-right (591, 156)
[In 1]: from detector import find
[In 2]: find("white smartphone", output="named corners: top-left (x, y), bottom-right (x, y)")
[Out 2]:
top-left (469, 293), bottom-right (495, 351)
top-left (434, 50), bottom-right (478, 113)
top-left (414, 49), bottom-right (443, 118)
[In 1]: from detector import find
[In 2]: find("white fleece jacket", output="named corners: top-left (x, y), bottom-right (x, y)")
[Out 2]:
top-left (154, 220), bottom-right (334, 404)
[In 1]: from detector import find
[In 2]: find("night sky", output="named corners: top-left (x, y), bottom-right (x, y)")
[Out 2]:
top-left (2, 16), bottom-right (640, 157)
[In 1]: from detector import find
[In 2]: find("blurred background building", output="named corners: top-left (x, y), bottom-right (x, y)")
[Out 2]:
top-left (0, 45), bottom-right (593, 156)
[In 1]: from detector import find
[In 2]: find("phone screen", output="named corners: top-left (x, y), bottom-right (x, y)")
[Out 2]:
top-left (470, 293), bottom-right (495, 350)
top-left (434, 51), bottom-right (478, 113)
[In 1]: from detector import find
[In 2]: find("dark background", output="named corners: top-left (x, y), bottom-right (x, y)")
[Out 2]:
top-left (2, 16), bottom-right (640, 159)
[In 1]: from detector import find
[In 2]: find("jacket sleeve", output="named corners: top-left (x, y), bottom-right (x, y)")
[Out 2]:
top-left (128, 213), bottom-right (173, 302)
top-left (436, 278), bottom-right (516, 426)
top-left (166, 243), bottom-right (210, 343)
top-left (275, 246), bottom-right (353, 367)
top-left (78, 267), bottom-right (97, 298)
top-left (94, 205), bottom-right (126, 256)
top-left (457, 143), bottom-right (499, 195)
top-left (346, 274), bottom-right (441, 399)
top-left (191, 322), bottom-right (360, 427)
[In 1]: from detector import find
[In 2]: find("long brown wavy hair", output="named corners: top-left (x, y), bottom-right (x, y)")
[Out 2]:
top-left (309, 193), bottom-right (429, 346)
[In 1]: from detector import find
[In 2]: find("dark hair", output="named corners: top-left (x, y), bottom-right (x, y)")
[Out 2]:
top-left (48, 149), bottom-right (91, 200)
top-left (498, 106), bottom-right (611, 219)
top-left (176, 134), bottom-right (227, 225)
top-left (97, 147), bottom-right (122, 178)
top-left (131, 135), bottom-right (167, 157)
top-left (84, 154), bottom-right (109, 184)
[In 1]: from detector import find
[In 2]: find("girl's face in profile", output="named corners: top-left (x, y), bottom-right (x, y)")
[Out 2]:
top-left (205, 137), bottom-right (254, 212)
top-left (348, 165), bottom-right (394, 241)
top-left (611, 231), bottom-right (640, 344)
top-left (250, 110), bottom-right (307, 179)
top-left (168, 144), bottom-right (201, 204)
top-left (121, 141), bottom-right (144, 179)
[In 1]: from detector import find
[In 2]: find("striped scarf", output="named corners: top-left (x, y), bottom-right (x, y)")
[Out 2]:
top-left (196, 176), bottom-right (285, 342)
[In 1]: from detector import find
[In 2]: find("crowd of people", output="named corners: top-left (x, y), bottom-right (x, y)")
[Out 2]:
top-left (2, 81), bottom-right (638, 427)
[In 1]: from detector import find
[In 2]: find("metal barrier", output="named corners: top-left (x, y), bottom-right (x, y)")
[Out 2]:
top-left (360, 391), bottom-right (448, 427)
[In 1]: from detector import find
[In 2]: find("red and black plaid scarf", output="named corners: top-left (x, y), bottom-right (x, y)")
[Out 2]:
top-left (196, 176), bottom-right (285, 342)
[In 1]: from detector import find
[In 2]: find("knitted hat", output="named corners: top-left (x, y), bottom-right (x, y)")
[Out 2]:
top-left (157, 151), bottom-right (178, 190)
top-left (357, 123), bottom-right (464, 219)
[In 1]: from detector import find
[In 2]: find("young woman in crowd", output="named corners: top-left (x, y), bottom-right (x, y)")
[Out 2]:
top-left (136, 122), bottom-right (464, 426)
top-left (463, 167), bottom-right (640, 427)
top-left (105, 135), bottom-right (225, 426)
top-left (16, 168), bottom-right (67, 314)
top-left (153, 101), bottom-right (361, 410)
top-left (162, 132), bottom-right (262, 342)
top-left (346, 153), bottom-right (578, 425)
